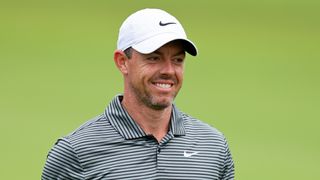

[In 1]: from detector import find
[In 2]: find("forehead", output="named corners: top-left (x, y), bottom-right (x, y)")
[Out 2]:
top-left (156, 40), bottom-right (185, 53)
top-left (131, 40), bottom-right (186, 57)
top-left (150, 40), bottom-right (185, 56)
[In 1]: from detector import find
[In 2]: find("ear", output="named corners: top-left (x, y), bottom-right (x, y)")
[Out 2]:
top-left (114, 50), bottom-right (129, 75)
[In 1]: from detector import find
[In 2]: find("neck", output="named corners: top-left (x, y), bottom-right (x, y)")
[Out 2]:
top-left (121, 95), bottom-right (172, 143)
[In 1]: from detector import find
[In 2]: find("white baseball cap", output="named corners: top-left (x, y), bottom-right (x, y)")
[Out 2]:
top-left (117, 8), bottom-right (198, 56)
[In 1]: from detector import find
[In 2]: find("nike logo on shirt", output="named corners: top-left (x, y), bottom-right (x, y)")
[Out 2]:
top-left (183, 150), bottom-right (199, 157)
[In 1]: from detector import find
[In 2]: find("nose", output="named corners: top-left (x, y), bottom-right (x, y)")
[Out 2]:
top-left (159, 59), bottom-right (175, 76)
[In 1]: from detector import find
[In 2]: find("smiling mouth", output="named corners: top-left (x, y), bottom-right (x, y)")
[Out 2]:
top-left (154, 83), bottom-right (173, 89)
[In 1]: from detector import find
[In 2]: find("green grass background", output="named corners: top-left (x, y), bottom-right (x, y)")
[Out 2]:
top-left (1, 0), bottom-right (319, 179)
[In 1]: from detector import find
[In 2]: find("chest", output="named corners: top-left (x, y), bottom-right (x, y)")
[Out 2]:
top-left (79, 137), bottom-right (225, 179)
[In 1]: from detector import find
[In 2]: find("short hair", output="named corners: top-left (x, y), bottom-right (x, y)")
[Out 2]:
top-left (124, 47), bottom-right (132, 59)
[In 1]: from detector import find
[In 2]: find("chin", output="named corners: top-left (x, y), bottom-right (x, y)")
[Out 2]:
top-left (149, 102), bottom-right (171, 110)
top-left (149, 97), bottom-right (173, 110)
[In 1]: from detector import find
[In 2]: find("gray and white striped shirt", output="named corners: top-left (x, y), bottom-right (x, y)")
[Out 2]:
top-left (42, 95), bottom-right (234, 179)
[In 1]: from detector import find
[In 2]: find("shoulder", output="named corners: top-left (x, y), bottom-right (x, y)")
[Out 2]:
top-left (66, 114), bottom-right (107, 137)
top-left (42, 135), bottom-right (84, 179)
top-left (181, 112), bottom-right (224, 136)
top-left (61, 114), bottom-right (120, 150)
top-left (178, 111), bottom-right (235, 175)
top-left (180, 112), bottom-right (229, 145)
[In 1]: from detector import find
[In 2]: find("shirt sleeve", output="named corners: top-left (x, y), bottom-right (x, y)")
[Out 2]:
top-left (41, 138), bottom-right (84, 180)
top-left (221, 138), bottom-right (235, 180)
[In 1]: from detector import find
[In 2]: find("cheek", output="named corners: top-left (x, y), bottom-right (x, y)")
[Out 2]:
top-left (129, 66), bottom-right (151, 84)
top-left (176, 68), bottom-right (184, 82)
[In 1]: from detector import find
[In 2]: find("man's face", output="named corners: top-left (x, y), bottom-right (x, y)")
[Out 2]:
top-left (125, 41), bottom-right (185, 110)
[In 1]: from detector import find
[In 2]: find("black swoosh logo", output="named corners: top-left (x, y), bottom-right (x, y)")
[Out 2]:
top-left (159, 21), bottom-right (177, 26)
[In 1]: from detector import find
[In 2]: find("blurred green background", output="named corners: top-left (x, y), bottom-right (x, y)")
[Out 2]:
top-left (0, 0), bottom-right (319, 179)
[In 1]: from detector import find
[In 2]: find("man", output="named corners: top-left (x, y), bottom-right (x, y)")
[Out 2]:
top-left (42, 8), bottom-right (234, 179)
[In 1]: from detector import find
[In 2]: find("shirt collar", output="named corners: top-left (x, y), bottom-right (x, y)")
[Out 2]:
top-left (104, 95), bottom-right (185, 140)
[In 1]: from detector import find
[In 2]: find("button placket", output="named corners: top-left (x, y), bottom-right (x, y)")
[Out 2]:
top-left (157, 146), bottom-right (161, 154)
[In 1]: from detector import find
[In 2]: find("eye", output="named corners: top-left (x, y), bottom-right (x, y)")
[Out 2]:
top-left (147, 56), bottom-right (160, 62)
top-left (173, 57), bottom-right (185, 64)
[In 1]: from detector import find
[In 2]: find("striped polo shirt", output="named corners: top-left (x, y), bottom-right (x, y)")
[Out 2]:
top-left (42, 95), bottom-right (234, 179)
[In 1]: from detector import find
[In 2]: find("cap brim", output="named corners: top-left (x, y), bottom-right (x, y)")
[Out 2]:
top-left (132, 33), bottom-right (198, 56)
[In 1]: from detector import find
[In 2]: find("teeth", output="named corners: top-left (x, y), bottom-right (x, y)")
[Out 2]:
top-left (156, 83), bottom-right (171, 89)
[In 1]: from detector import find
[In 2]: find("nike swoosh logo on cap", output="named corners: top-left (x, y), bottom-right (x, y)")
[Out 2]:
top-left (159, 21), bottom-right (176, 26)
